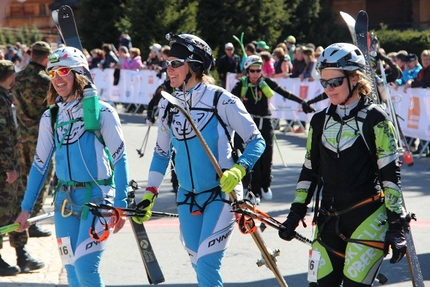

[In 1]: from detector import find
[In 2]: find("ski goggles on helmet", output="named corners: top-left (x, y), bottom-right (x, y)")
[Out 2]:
top-left (319, 76), bottom-right (347, 88)
top-left (166, 59), bottom-right (203, 69)
top-left (48, 67), bottom-right (73, 79)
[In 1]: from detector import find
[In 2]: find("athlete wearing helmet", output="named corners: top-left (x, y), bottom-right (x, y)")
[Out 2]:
top-left (16, 46), bottom-right (129, 287)
top-left (134, 33), bottom-right (265, 286)
top-left (231, 55), bottom-right (314, 201)
top-left (278, 43), bottom-right (407, 286)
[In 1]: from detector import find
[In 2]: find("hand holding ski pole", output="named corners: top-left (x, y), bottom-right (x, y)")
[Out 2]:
top-left (2, 211), bottom-right (55, 235)
top-left (220, 164), bottom-right (246, 193)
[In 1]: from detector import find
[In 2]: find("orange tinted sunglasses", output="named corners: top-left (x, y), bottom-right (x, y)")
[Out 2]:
top-left (48, 67), bottom-right (73, 79)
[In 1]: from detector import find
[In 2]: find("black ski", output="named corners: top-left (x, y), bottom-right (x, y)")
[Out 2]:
top-left (128, 180), bottom-right (165, 285)
top-left (53, 5), bottom-right (92, 82)
top-left (354, 10), bottom-right (378, 103)
top-left (52, 6), bottom-right (165, 284)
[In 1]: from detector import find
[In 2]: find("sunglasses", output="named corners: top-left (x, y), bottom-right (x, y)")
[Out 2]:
top-left (319, 76), bottom-right (347, 88)
top-left (48, 67), bottom-right (73, 79)
top-left (166, 59), bottom-right (187, 69)
top-left (248, 69), bottom-right (262, 73)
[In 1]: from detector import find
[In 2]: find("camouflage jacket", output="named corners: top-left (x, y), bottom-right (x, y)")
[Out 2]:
top-left (0, 86), bottom-right (18, 171)
top-left (13, 61), bottom-right (50, 142)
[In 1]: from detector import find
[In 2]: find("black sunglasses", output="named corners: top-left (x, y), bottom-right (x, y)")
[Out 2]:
top-left (320, 76), bottom-right (347, 88)
top-left (248, 69), bottom-right (262, 73)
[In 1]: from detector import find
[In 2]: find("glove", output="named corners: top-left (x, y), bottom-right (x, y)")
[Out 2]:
top-left (301, 101), bottom-right (315, 114)
top-left (220, 164), bottom-right (246, 194)
top-left (384, 221), bottom-right (407, 264)
top-left (146, 118), bottom-right (154, 126)
top-left (132, 187), bottom-right (158, 224)
top-left (278, 212), bottom-right (302, 241)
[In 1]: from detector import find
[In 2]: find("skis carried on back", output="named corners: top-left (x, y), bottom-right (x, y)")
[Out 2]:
top-left (354, 10), bottom-right (378, 104)
top-left (51, 5), bottom-right (93, 82)
top-left (161, 91), bottom-right (288, 287)
top-left (344, 10), bottom-right (423, 286)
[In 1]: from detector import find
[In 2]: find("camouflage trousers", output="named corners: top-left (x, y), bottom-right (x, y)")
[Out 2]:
top-left (0, 172), bottom-right (28, 249)
top-left (18, 141), bottom-right (54, 217)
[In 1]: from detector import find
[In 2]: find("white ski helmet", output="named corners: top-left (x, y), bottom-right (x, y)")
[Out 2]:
top-left (47, 46), bottom-right (89, 72)
top-left (317, 43), bottom-right (365, 73)
top-left (244, 55), bottom-right (263, 69)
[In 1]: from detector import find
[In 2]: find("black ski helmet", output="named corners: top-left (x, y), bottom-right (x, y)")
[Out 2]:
top-left (165, 32), bottom-right (215, 73)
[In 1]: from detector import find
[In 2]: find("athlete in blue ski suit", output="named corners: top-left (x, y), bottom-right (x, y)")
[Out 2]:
top-left (134, 33), bottom-right (265, 287)
top-left (16, 47), bottom-right (129, 287)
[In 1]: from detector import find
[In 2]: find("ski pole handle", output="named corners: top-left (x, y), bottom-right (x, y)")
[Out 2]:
top-left (0, 211), bottom-right (54, 236)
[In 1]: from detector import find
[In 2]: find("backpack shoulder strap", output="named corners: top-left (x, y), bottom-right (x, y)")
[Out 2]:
top-left (49, 104), bottom-right (59, 132)
top-left (356, 103), bottom-right (378, 155)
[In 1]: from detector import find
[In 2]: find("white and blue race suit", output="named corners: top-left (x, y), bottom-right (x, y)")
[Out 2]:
top-left (148, 82), bottom-right (265, 286)
top-left (21, 98), bottom-right (129, 287)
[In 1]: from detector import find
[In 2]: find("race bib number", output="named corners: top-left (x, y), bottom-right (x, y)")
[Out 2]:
top-left (57, 236), bottom-right (75, 265)
top-left (308, 249), bottom-right (321, 283)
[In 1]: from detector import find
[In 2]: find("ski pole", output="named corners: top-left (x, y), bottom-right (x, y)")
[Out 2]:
top-left (0, 211), bottom-right (54, 236)
top-left (273, 133), bottom-right (287, 167)
top-left (136, 125), bottom-right (151, 158)
top-left (85, 202), bottom-right (179, 218)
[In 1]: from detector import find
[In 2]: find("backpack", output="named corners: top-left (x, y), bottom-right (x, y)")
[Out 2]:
top-left (163, 88), bottom-right (238, 161)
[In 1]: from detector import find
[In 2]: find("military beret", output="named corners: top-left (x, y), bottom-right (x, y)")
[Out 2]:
top-left (0, 60), bottom-right (15, 73)
top-left (31, 41), bottom-right (52, 53)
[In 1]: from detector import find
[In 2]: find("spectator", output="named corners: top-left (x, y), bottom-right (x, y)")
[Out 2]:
top-left (256, 40), bottom-right (270, 53)
top-left (395, 50), bottom-right (408, 71)
top-left (299, 46), bottom-right (316, 82)
top-left (0, 59), bottom-right (44, 276)
top-left (145, 43), bottom-right (162, 70)
top-left (393, 53), bottom-right (422, 90)
top-left (89, 48), bottom-right (104, 70)
top-left (122, 47), bottom-right (144, 70)
top-left (245, 42), bottom-right (257, 56)
top-left (100, 43), bottom-right (118, 69)
top-left (216, 42), bottom-right (241, 88)
top-left (271, 46), bottom-right (292, 78)
top-left (290, 46), bottom-right (306, 78)
top-left (116, 46), bottom-right (130, 69)
top-left (119, 33), bottom-right (132, 50)
top-left (259, 51), bottom-right (275, 78)
top-left (13, 41), bottom-right (54, 240)
top-left (403, 49), bottom-right (430, 91)
top-left (284, 35), bottom-right (296, 60)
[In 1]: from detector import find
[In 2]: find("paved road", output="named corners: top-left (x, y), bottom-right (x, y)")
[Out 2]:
top-left (1, 112), bottom-right (429, 286)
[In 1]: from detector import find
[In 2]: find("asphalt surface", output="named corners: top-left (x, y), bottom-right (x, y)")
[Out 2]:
top-left (1, 110), bottom-right (429, 287)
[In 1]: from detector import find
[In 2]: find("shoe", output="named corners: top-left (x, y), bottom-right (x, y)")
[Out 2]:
top-left (0, 255), bottom-right (20, 276)
top-left (16, 247), bottom-right (45, 273)
top-left (245, 191), bottom-right (261, 205)
top-left (28, 223), bottom-right (51, 238)
top-left (261, 187), bottom-right (273, 200)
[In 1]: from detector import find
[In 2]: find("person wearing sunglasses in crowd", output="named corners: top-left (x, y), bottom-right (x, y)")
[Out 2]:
top-left (15, 46), bottom-right (129, 287)
top-left (278, 43), bottom-right (407, 286)
top-left (230, 55), bottom-right (314, 202)
top-left (133, 33), bottom-right (265, 287)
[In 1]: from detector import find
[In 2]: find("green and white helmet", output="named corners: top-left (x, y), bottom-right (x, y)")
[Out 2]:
top-left (244, 55), bottom-right (262, 69)
top-left (47, 46), bottom-right (89, 72)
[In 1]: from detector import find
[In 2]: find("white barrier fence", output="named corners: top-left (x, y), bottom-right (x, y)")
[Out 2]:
top-left (92, 68), bottom-right (430, 142)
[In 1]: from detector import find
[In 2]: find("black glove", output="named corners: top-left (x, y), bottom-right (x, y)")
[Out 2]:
top-left (278, 212), bottom-right (302, 241)
top-left (301, 101), bottom-right (315, 114)
top-left (384, 222), bottom-right (407, 264)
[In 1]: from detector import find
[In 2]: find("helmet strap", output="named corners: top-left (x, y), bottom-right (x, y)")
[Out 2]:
top-left (340, 76), bottom-right (358, 105)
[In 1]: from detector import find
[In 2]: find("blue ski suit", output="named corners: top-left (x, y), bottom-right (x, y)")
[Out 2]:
top-left (148, 83), bottom-right (265, 286)
top-left (21, 98), bottom-right (129, 287)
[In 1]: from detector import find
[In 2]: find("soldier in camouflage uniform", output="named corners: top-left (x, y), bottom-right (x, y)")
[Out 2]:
top-left (0, 60), bottom-right (44, 276)
top-left (13, 41), bottom-right (53, 238)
